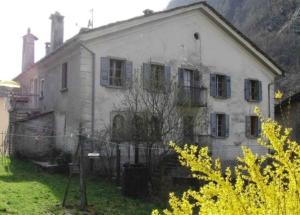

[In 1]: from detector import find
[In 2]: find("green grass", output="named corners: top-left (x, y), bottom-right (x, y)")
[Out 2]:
top-left (0, 157), bottom-right (158, 215)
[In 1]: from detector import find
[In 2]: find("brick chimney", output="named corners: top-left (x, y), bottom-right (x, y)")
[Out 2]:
top-left (22, 28), bottom-right (38, 73)
top-left (50, 11), bottom-right (64, 52)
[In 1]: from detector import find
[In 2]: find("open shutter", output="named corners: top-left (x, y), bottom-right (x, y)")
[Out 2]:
top-left (257, 119), bottom-right (262, 136)
top-left (225, 114), bottom-right (230, 137)
top-left (100, 57), bottom-right (110, 86)
top-left (125, 61), bottom-right (133, 88)
top-left (258, 81), bottom-right (262, 102)
top-left (211, 113), bottom-right (217, 137)
top-left (143, 63), bottom-right (151, 90)
top-left (244, 79), bottom-right (250, 101)
top-left (245, 116), bottom-right (251, 138)
top-left (226, 76), bottom-right (231, 98)
top-left (210, 74), bottom-right (217, 97)
top-left (164, 65), bottom-right (171, 92)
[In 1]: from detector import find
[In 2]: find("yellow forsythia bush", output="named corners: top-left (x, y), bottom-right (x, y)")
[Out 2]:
top-left (152, 107), bottom-right (300, 215)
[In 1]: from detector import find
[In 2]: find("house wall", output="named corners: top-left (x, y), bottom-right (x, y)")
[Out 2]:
top-left (0, 97), bottom-right (9, 151)
top-left (81, 9), bottom-right (275, 162)
top-left (276, 101), bottom-right (300, 143)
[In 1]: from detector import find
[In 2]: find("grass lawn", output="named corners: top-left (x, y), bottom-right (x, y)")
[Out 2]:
top-left (0, 157), bottom-right (158, 215)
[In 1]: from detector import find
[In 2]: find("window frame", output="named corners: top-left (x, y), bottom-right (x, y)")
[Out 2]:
top-left (246, 115), bottom-right (261, 138)
top-left (150, 63), bottom-right (165, 90)
top-left (183, 115), bottom-right (194, 142)
top-left (109, 58), bottom-right (126, 87)
top-left (216, 74), bottom-right (227, 98)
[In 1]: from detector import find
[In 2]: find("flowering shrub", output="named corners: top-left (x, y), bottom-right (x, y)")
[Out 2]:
top-left (152, 106), bottom-right (300, 215)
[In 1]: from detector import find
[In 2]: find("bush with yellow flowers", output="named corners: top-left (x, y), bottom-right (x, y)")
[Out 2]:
top-left (152, 104), bottom-right (300, 215)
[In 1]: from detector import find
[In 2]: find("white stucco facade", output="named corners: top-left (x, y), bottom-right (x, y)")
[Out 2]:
top-left (14, 3), bottom-right (281, 161)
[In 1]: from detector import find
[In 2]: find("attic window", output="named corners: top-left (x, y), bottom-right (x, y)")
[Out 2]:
top-left (194, 32), bottom-right (199, 40)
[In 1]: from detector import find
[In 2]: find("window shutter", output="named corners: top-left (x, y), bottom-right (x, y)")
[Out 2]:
top-left (164, 65), bottom-right (171, 92)
top-left (245, 116), bottom-right (251, 138)
top-left (178, 68), bottom-right (184, 86)
top-left (226, 76), bottom-right (231, 98)
top-left (125, 61), bottom-right (133, 88)
top-left (143, 63), bottom-right (151, 90)
top-left (225, 114), bottom-right (230, 137)
top-left (100, 57), bottom-right (110, 86)
top-left (193, 70), bottom-right (201, 88)
top-left (258, 81), bottom-right (262, 102)
top-left (210, 113), bottom-right (217, 137)
top-left (210, 74), bottom-right (217, 97)
top-left (257, 119), bottom-right (262, 136)
top-left (244, 79), bottom-right (250, 101)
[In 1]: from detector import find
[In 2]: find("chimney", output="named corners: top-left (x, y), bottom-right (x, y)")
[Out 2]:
top-left (22, 28), bottom-right (38, 73)
top-left (50, 11), bottom-right (64, 52)
top-left (45, 42), bottom-right (51, 55)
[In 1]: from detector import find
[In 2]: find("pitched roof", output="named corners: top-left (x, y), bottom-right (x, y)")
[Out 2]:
top-left (17, 1), bottom-right (284, 79)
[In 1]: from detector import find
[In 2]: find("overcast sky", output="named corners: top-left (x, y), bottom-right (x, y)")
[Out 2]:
top-left (0, 0), bottom-right (170, 80)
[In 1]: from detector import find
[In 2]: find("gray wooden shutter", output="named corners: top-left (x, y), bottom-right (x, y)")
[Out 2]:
top-left (244, 79), bottom-right (250, 101)
top-left (100, 57), bottom-right (110, 86)
top-left (211, 113), bottom-right (217, 137)
top-left (257, 119), bottom-right (262, 136)
top-left (210, 74), bottom-right (217, 97)
top-left (245, 116), bottom-right (251, 138)
top-left (178, 68), bottom-right (184, 86)
top-left (164, 65), bottom-right (171, 92)
top-left (125, 61), bottom-right (133, 88)
top-left (143, 63), bottom-right (151, 90)
top-left (258, 81), bottom-right (262, 102)
top-left (193, 70), bottom-right (201, 88)
top-left (225, 114), bottom-right (229, 137)
top-left (226, 76), bottom-right (231, 98)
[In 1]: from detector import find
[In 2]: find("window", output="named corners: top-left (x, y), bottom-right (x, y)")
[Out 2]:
top-left (100, 57), bottom-right (132, 88)
top-left (211, 113), bottom-right (229, 138)
top-left (151, 64), bottom-right (165, 89)
top-left (246, 116), bottom-right (261, 138)
top-left (109, 59), bottom-right (124, 87)
top-left (61, 62), bottom-right (68, 90)
top-left (210, 74), bottom-right (231, 98)
top-left (245, 79), bottom-right (262, 102)
top-left (149, 116), bottom-right (161, 141)
top-left (183, 116), bottom-right (194, 142)
top-left (112, 114), bottom-right (125, 141)
top-left (40, 79), bottom-right (44, 98)
top-left (143, 63), bottom-right (171, 92)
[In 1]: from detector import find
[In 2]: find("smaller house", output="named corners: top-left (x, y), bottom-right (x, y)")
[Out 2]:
top-left (0, 91), bottom-right (9, 152)
top-left (275, 90), bottom-right (300, 143)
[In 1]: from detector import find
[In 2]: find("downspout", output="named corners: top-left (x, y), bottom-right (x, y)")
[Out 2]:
top-left (79, 43), bottom-right (95, 139)
top-left (268, 82), bottom-right (274, 118)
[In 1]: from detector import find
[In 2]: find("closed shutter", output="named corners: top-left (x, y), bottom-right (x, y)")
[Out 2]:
top-left (178, 68), bottom-right (184, 86)
top-left (244, 79), bottom-right (250, 101)
top-left (210, 74), bottom-right (217, 97)
top-left (211, 113), bottom-right (217, 137)
top-left (225, 114), bottom-right (230, 137)
top-left (164, 65), bottom-right (171, 92)
top-left (100, 57), bottom-right (110, 86)
top-left (258, 81), bottom-right (262, 102)
top-left (125, 61), bottom-right (133, 88)
top-left (143, 63), bottom-right (151, 90)
top-left (226, 76), bottom-right (231, 98)
top-left (245, 116), bottom-right (251, 138)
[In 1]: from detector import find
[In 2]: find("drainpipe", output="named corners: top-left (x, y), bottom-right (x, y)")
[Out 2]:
top-left (79, 43), bottom-right (95, 139)
top-left (268, 82), bottom-right (274, 118)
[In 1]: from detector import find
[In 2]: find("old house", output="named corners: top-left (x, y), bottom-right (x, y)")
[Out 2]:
top-left (11, 3), bottom-right (283, 170)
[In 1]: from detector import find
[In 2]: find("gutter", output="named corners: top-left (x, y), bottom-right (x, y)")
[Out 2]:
top-left (79, 43), bottom-right (96, 140)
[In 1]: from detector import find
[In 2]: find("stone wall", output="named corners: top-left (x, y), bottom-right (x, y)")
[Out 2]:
top-left (13, 112), bottom-right (55, 160)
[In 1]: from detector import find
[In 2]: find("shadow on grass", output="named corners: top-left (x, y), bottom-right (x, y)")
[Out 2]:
top-left (0, 157), bottom-right (157, 215)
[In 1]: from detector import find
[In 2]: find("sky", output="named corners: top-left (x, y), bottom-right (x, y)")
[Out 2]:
top-left (0, 0), bottom-right (170, 80)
